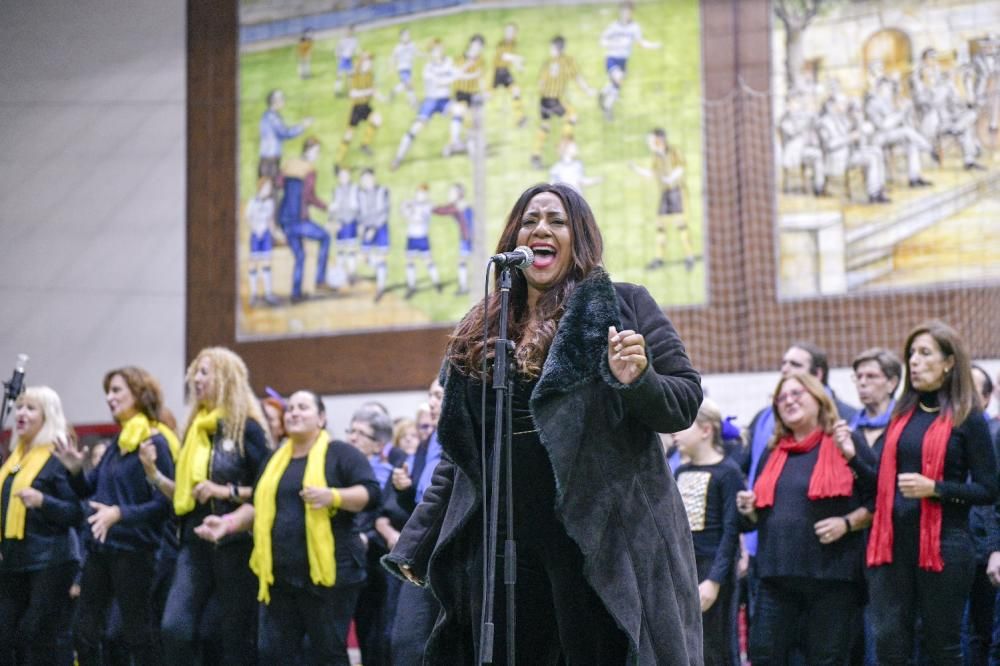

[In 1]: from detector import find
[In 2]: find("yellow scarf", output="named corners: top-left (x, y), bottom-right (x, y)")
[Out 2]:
top-left (118, 412), bottom-right (181, 460)
top-left (0, 440), bottom-right (53, 541)
top-left (250, 430), bottom-right (335, 603)
top-left (173, 408), bottom-right (224, 516)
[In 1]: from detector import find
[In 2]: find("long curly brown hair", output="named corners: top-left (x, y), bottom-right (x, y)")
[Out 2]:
top-left (447, 183), bottom-right (604, 379)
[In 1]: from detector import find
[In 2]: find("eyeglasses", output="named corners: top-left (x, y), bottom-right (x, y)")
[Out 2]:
top-left (417, 423), bottom-right (435, 431)
top-left (346, 427), bottom-right (376, 440)
top-left (775, 388), bottom-right (806, 405)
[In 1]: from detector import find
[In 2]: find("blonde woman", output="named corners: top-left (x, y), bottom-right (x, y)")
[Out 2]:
top-left (0, 386), bottom-right (82, 665)
top-left (146, 347), bottom-right (268, 666)
top-left (673, 398), bottom-right (745, 666)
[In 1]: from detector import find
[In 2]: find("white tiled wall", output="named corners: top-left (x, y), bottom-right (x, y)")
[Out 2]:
top-left (0, 0), bottom-right (186, 425)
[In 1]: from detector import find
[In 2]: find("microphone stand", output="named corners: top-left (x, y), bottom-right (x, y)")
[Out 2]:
top-left (479, 266), bottom-right (517, 665)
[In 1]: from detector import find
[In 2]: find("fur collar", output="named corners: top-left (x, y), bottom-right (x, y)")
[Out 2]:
top-left (438, 268), bottom-right (621, 486)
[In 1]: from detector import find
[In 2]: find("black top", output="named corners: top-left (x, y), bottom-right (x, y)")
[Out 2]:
top-left (749, 439), bottom-right (875, 583)
top-left (0, 456), bottom-right (82, 572)
top-left (269, 439), bottom-right (381, 590)
top-left (871, 394), bottom-right (997, 557)
top-left (467, 376), bottom-right (559, 543)
top-left (69, 433), bottom-right (175, 553)
top-left (674, 457), bottom-right (745, 584)
top-left (179, 418), bottom-right (269, 545)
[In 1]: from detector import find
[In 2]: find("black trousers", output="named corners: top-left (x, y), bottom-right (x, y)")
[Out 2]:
top-left (390, 582), bottom-right (439, 666)
top-left (258, 580), bottom-right (362, 666)
top-left (160, 537), bottom-right (257, 665)
top-left (750, 576), bottom-right (862, 665)
top-left (73, 548), bottom-right (160, 666)
top-left (355, 553), bottom-right (389, 666)
top-left (867, 528), bottom-right (975, 665)
top-left (696, 556), bottom-right (739, 666)
top-left (0, 561), bottom-right (76, 666)
top-left (965, 560), bottom-right (997, 666)
top-left (473, 525), bottom-right (629, 666)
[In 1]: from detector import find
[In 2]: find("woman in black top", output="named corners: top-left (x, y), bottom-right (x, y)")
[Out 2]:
top-left (145, 347), bottom-right (269, 665)
top-left (53, 367), bottom-right (175, 666)
top-left (0, 386), bottom-right (82, 666)
top-left (865, 321), bottom-right (997, 665)
top-left (382, 183), bottom-right (704, 664)
top-left (196, 390), bottom-right (380, 666)
top-left (736, 372), bottom-right (875, 665)
top-left (673, 397), bottom-right (745, 666)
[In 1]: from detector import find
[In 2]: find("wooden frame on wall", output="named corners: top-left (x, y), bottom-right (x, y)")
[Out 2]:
top-left (187, 0), bottom-right (999, 396)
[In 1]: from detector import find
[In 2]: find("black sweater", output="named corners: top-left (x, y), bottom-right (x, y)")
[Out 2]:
top-left (69, 433), bottom-right (175, 553)
top-left (746, 439), bottom-right (875, 583)
top-left (862, 397), bottom-right (997, 552)
top-left (0, 456), bottom-right (83, 572)
top-left (269, 439), bottom-right (381, 589)
top-left (674, 457), bottom-right (745, 584)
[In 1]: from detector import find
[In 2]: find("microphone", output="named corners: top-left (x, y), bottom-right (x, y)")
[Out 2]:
top-left (4, 353), bottom-right (28, 410)
top-left (490, 246), bottom-right (534, 269)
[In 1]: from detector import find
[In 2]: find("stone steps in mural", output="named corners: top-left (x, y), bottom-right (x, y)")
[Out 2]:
top-left (844, 171), bottom-right (1000, 290)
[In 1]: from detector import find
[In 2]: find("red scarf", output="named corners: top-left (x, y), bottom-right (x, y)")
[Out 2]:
top-left (753, 428), bottom-right (855, 508)
top-left (867, 408), bottom-right (953, 572)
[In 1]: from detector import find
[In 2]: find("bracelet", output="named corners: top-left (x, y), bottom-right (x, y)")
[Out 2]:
top-left (330, 488), bottom-right (343, 511)
top-left (147, 471), bottom-right (163, 487)
top-left (229, 483), bottom-right (239, 501)
top-left (842, 516), bottom-right (852, 533)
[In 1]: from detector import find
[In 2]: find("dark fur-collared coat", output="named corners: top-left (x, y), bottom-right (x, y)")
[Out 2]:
top-left (383, 268), bottom-right (704, 664)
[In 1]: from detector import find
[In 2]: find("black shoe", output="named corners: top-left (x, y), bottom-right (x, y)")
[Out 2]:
top-left (813, 187), bottom-right (829, 197)
top-left (530, 155), bottom-right (543, 170)
top-left (435, 283), bottom-right (443, 293)
top-left (360, 144), bottom-right (373, 157)
top-left (930, 150), bottom-right (941, 165)
top-left (646, 258), bottom-right (665, 270)
top-left (290, 293), bottom-right (309, 304)
top-left (684, 256), bottom-right (695, 272)
top-left (374, 289), bottom-right (386, 303)
top-left (909, 177), bottom-right (932, 187)
top-left (868, 191), bottom-right (891, 204)
top-left (964, 162), bottom-right (986, 171)
top-left (404, 287), bottom-right (416, 300)
top-left (454, 287), bottom-right (469, 296)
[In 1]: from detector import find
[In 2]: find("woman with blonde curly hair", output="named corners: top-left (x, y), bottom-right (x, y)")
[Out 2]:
top-left (0, 386), bottom-right (83, 665)
top-left (150, 347), bottom-right (269, 665)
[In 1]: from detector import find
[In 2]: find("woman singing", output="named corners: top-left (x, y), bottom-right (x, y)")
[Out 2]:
top-left (53, 367), bottom-right (175, 666)
top-left (153, 347), bottom-right (269, 665)
top-left (195, 390), bottom-right (380, 665)
top-left (0, 387), bottom-right (82, 666)
top-left (736, 373), bottom-right (874, 664)
top-left (383, 183), bottom-right (704, 664)
top-left (866, 321), bottom-right (997, 664)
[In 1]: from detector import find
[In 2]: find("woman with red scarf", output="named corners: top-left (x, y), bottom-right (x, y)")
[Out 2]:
top-left (736, 372), bottom-right (875, 664)
top-left (865, 321), bottom-right (997, 664)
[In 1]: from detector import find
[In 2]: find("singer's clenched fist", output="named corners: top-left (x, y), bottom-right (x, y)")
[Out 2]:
top-left (608, 326), bottom-right (647, 385)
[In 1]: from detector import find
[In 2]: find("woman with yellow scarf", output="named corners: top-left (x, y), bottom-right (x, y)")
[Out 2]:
top-left (196, 389), bottom-right (380, 665)
top-left (0, 386), bottom-right (82, 665)
top-left (52, 366), bottom-right (175, 666)
top-left (146, 347), bottom-right (269, 666)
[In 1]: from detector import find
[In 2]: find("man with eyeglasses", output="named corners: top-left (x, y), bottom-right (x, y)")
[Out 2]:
top-left (348, 406), bottom-right (403, 666)
top-left (739, 342), bottom-right (860, 645)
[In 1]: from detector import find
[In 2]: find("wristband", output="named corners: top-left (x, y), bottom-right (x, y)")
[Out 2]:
top-left (842, 516), bottom-right (851, 533)
top-left (330, 488), bottom-right (343, 511)
top-left (229, 483), bottom-right (239, 501)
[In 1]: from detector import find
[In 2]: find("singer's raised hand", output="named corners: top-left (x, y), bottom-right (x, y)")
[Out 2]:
top-left (608, 326), bottom-right (648, 385)
top-left (52, 434), bottom-right (85, 476)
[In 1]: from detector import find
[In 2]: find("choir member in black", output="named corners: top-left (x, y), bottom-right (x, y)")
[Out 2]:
top-left (0, 386), bottom-right (82, 666)
top-left (348, 406), bottom-right (405, 666)
top-left (149, 347), bottom-right (269, 665)
top-left (736, 372), bottom-right (874, 665)
top-left (673, 398), bottom-right (745, 666)
top-left (53, 367), bottom-right (175, 666)
top-left (866, 321), bottom-right (998, 665)
top-left (850, 347), bottom-right (903, 450)
top-left (966, 363), bottom-right (1000, 665)
top-left (195, 390), bottom-right (380, 666)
